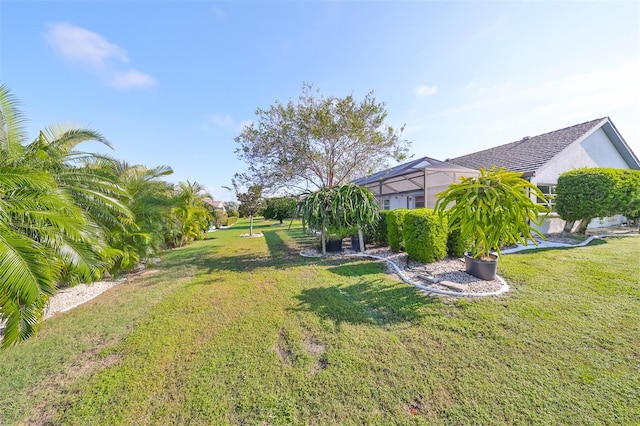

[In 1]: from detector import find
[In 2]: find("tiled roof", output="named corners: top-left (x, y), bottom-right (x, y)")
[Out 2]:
top-left (448, 118), bottom-right (607, 174)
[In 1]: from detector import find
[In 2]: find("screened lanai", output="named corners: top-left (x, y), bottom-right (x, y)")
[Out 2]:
top-left (351, 156), bottom-right (480, 210)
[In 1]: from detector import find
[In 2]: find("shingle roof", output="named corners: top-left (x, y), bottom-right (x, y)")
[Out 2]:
top-left (448, 118), bottom-right (607, 174)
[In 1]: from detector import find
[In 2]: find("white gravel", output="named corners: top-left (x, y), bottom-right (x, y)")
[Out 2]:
top-left (43, 278), bottom-right (127, 319)
top-left (300, 247), bottom-right (505, 295)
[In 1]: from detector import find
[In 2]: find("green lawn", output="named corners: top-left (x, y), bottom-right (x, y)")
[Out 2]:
top-left (1, 219), bottom-right (638, 425)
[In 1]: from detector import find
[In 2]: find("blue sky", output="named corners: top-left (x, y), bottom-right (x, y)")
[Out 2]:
top-left (1, 1), bottom-right (638, 201)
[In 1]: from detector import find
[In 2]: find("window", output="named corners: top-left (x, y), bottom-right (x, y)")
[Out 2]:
top-left (536, 184), bottom-right (556, 211)
top-left (415, 196), bottom-right (425, 209)
top-left (381, 199), bottom-right (390, 210)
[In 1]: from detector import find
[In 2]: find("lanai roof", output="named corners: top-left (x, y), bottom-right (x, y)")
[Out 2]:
top-left (352, 156), bottom-right (475, 187)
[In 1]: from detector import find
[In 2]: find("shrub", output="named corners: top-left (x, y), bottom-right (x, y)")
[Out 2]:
top-left (556, 168), bottom-right (640, 232)
top-left (387, 209), bottom-right (409, 252)
top-left (447, 219), bottom-right (471, 258)
top-left (214, 209), bottom-right (228, 228)
top-left (371, 210), bottom-right (390, 246)
top-left (403, 209), bottom-right (449, 263)
top-left (226, 216), bottom-right (238, 226)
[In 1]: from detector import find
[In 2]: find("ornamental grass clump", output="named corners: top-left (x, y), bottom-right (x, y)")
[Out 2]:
top-left (435, 167), bottom-right (549, 260)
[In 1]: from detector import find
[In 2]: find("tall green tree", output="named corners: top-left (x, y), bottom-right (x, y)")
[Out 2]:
top-left (235, 83), bottom-right (409, 191)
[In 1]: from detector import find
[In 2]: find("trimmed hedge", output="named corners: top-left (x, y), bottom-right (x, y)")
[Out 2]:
top-left (226, 216), bottom-right (238, 226)
top-left (387, 209), bottom-right (409, 252)
top-left (371, 210), bottom-right (390, 246)
top-left (447, 220), bottom-right (471, 258)
top-left (556, 168), bottom-right (640, 227)
top-left (403, 209), bottom-right (448, 263)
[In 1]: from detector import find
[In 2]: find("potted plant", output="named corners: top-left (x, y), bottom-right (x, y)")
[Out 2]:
top-left (435, 167), bottom-right (549, 280)
top-left (299, 184), bottom-right (379, 255)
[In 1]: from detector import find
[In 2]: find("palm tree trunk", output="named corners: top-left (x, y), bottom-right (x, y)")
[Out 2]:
top-left (358, 226), bottom-right (365, 252)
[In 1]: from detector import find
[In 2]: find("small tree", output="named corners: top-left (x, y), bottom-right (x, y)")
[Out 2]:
top-left (556, 168), bottom-right (640, 233)
top-left (263, 197), bottom-right (297, 224)
top-left (237, 185), bottom-right (266, 236)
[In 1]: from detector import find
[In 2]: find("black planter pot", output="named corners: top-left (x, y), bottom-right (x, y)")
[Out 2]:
top-left (350, 235), bottom-right (368, 252)
top-left (464, 253), bottom-right (498, 281)
top-left (326, 238), bottom-right (343, 253)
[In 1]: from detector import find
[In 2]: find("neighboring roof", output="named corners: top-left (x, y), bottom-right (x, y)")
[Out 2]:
top-left (448, 117), bottom-right (640, 174)
top-left (203, 198), bottom-right (225, 209)
top-left (351, 156), bottom-right (477, 186)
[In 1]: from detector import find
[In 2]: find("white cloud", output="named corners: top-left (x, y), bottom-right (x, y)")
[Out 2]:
top-left (109, 70), bottom-right (156, 90)
top-left (414, 85), bottom-right (438, 97)
top-left (46, 22), bottom-right (156, 89)
top-left (207, 114), bottom-right (235, 128)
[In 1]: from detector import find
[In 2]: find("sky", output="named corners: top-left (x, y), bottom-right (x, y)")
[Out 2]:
top-left (1, 1), bottom-right (638, 201)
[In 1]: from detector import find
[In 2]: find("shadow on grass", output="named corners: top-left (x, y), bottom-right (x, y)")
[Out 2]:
top-left (328, 261), bottom-right (382, 277)
top-left (293, 278), bottom-right (436, 327)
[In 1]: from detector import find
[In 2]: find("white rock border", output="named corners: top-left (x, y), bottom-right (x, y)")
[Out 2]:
top-left (300, 233), bottom-right (639, 298)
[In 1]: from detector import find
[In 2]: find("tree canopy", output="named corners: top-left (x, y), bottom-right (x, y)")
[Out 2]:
top-left (234, 83), bottom-right (409, 191)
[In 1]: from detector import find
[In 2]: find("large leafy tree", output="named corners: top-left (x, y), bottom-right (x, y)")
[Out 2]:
top-left (235, 83), bottom-right (409, 191)
top-left (263, 196), bottom-right (297, 224)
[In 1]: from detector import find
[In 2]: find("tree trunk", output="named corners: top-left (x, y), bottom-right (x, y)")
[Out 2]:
top-left (563, 220), bottom-right (575, 233)
top-left (576, 218), bottom-right (591, 234)
top-left (249, 215), bottom-right (253, 236)
top-left (358, 226), bottom-right (365, 252)
top-left (321, 228), bottom-right (327, 255)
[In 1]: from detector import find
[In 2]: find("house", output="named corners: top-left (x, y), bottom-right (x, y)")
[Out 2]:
top-left (353, 117), bottom-right (639, 233)
top-left (203, 198), bottom-right (226, 211)
top-left (351, 156), bottom-right (480, 210)
top-left (447, 117), bottom-right (640, 232)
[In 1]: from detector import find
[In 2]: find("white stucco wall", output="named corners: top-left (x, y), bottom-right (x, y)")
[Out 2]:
top-left (530, 128), bottom-right (631, 233)
top-left (532, 128), bottom-right (629, 185)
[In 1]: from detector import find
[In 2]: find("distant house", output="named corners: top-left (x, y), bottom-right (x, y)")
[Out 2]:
top-left (448, 117), bottom-right (640, 232)
top-left (203, 198), bottom-right (226, 211)
top-left (351, 156), bottom-right (479, 210)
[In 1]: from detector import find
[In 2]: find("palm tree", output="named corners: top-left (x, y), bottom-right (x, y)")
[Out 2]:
top-left (113, 162), bottom-right (175, 266)
top-left (0, 85), bottom-right (129, 346)
top-left (167, 181), bottom-right (213, 247)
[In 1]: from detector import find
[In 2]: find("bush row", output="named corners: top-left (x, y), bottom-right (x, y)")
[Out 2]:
top-left (226, 216), bottom-right (239, 226)
top-left (383, 208), bottom-right (470, 262)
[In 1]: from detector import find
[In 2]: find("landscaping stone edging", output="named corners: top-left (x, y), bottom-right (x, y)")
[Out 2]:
top-left (299, 250), bottom-right (509, 298)
top-left (300, 233), bottom-right (639, 298)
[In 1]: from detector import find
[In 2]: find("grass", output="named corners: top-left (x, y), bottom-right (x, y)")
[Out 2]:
top-left (0, 219), bottom-right (638, 425)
